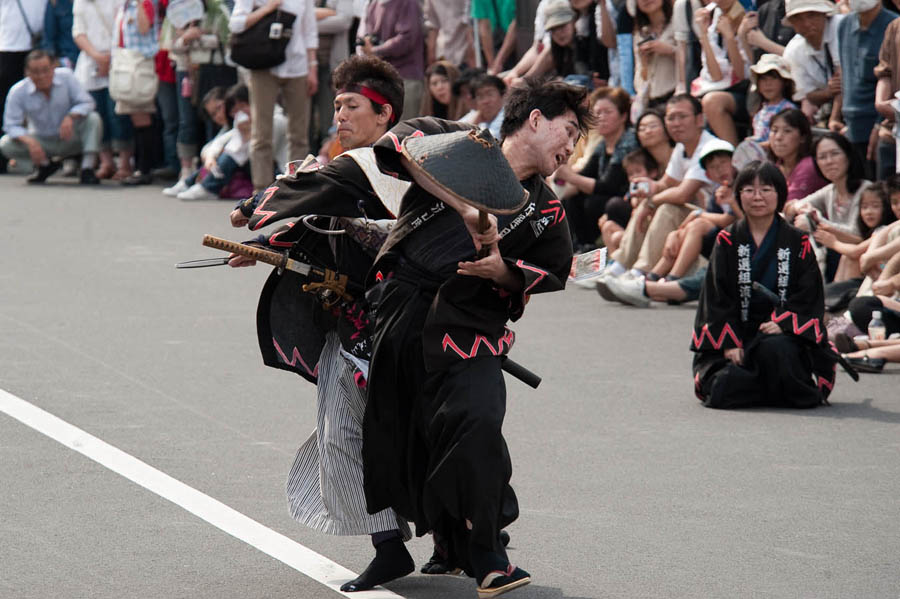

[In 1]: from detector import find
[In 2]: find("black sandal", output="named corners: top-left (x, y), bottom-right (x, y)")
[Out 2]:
top-left (843, 353), bottom-right (885, 373)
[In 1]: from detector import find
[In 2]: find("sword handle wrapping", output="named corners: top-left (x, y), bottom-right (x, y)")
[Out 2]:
top-left (476, 211), bottom-right (491, 259)
top-left (202, 234), bottom-right (286, 268)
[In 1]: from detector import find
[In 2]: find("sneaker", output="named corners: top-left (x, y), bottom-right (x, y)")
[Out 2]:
top-left (61, 158), bottom-right (79, 177)
top-left (163, 179), bottom-right (190, 197)
top-left (606, 275), bottom-right (651, 308)
top-left (477, 565), bottom-right (531, 598)
top-left (177, 183), bottom-right (218, 201)
top-left (595, 272), bottom-right (619, 302)
top-left (79, 168), bottom-right (100, 185)
top-left (26, 160), bottom-right (62, 184)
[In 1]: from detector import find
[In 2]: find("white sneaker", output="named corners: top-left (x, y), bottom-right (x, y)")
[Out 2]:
top-left (606, 275), bottom-right (650, 308)
top-left (177, 183), bottom-right (218, 201)
top-left (163, 179), bottom-right (189, 197)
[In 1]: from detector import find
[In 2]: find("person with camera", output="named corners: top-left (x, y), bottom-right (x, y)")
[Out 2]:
top-left (357, 0), bottom-right (424, 121)
top-left (230, 0), bottom-right (319, 193)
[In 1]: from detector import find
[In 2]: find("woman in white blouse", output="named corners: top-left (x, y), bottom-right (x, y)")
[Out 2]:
top-left (72, 0), bottom-right (133, 179)
top-left (229, 0), bottom-right (319, 192)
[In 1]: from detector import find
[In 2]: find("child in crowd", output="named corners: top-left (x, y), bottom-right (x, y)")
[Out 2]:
top-left (604, 139), bottom-right (739, 307)
top-left (813, 182), bottom-right (897, 282)
top-left (748, 54), bottom-right (797, 145)
top-left (599, 149), bottom-right (660, 255)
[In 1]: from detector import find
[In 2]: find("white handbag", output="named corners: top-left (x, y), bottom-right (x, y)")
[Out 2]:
top-left (108, 47), bottom-right (159, 105)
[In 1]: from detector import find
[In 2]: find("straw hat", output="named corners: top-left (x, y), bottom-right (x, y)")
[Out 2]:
top-left (401, 129), bottom-right (529, 215)
top-left (781, 0), bottom-right (836, 26)
top-left (543, 0), bottom-right (577, 31)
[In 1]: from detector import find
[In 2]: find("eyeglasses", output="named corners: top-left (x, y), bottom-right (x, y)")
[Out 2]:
top-left (739, 186), bottom-right (777, 197)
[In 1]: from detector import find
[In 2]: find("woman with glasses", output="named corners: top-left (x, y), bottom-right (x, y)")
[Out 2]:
top-left (691, 161), bottom-right (840, 409)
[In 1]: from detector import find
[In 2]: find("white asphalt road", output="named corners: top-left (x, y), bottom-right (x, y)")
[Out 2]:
top-left (2, 176), bottom-right (899, 599)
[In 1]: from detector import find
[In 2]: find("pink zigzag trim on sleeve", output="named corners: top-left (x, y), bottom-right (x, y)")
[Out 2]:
top-left (269, 221), bottom-right (296, 248)
top-left (251, 186), bottom-right (279, 231)
top-left (691, 323), bottom-right (743, 349)
top-left (541, 199), bottom-right (566, 225)
top-left (770, 309), bottom-right (824, 343)
top-left (716, 229), bottom-right (732, 246)
top-left (817, 375), bottom-right (834, 393)
top-left (272, 337), bottom-right (320, 377)
top-left (515, 260), bottom-right (548, 294)
top-left (441, 329), bottom-right (515, 359)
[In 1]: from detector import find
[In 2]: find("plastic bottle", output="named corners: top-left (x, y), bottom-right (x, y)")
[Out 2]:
top-left (868, 310), bottom-right (887, 342)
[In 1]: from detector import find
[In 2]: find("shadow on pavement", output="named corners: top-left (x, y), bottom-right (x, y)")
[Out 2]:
top-left (385, 575), bottom-right (597, 599)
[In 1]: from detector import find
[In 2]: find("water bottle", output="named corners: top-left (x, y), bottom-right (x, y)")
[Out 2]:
top-left (868, 310), bottom-right (886, 342)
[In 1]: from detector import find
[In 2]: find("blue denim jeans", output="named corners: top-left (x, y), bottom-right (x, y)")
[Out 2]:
top-left (90, 88), bottom-right (133, 151)
top-left (200, 153), bottom-right (246, 194)
top-left (175, 70), bottom-right (198, 158)
top-left (156, 80), bottom-right (180, 172)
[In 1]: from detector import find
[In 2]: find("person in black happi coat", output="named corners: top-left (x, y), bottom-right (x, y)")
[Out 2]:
top-left (691, 161), bottom-right (840, 409)
top-left (361, 78), bottom-right (593, 598)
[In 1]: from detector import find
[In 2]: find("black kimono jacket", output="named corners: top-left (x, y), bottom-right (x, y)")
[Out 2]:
top-left (690, 215), bottom-right (838, 403)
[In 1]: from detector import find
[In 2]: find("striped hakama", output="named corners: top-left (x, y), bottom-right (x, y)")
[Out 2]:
top-left (286, 331), bottom-right (410, 538)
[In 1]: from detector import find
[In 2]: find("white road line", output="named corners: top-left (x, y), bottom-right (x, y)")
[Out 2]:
top-left (0, 388), bottom-right (404, 599)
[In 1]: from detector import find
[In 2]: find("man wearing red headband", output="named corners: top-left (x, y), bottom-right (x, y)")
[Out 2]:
top-left (228, 55), bottom-right (416, 593)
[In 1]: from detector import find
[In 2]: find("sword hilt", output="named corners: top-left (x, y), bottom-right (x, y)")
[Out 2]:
top-left (202, 234), bottom-right (287, 269)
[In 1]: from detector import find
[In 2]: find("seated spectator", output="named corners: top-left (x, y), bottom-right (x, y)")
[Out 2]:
top-left (781, 0), bottom-right (842, 122)
top-left (470, 74), bottom-right (506, 139)
top-left (874, 13), bottom-right (900, 179)
top-left (786, 132), bottom-right (870, 248)
top-left (598, 107), bottom-right (674, 254)
top-left (832, 0), bottom-right (897, 178)
top-left (165, 84), bottom-right (285, 200)
top-left (599, 147), bottom-right (660, 253)
top-left (419, 61), bottom-right (463, 120)
top-left (693, 0), bottom-right (750, 145)
top-left (631, 0), bottom-right (678, 110)
top-left (605, 138), bottom-right (741, 306)
top-left (737, 0), bottom-right (795, 62)
top-left (691, 160), bottom-right (838, 409)
top-left (840, 334), bottom-right (900, 373)
top-left (813, 181), bottom-right (897, 281)
top-left (72, 0), bottom-right (134, 181)
top-left (0, 50), bottom-right (101, 184)
top-left (848, 247), bottom-right (900, 348)
top-left (554, 86), bottom-right (637, 250)
top-left (597, 94), bottom-right (720, 298)
top-left (747, 54), bottom-right (797, 144)
top-left (453, 66), bottom-right (485, 124)
top-left (509, 0), bottom-right (577, 81)
top-left (768, 108), bottom-right (827, 203)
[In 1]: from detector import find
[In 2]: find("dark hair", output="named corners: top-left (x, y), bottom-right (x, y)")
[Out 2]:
top-left (622, 148), bottom-right (658, 175)
top-left (634, 0), bottom-right (673, 31)
top-left (885, 173), bottom-right (900, 197)
top-left (755, 71), bottom-right (795, 105)
top-left (666, 93), bottom-right (702, 116)
top-left (589, 86), bottom-right (632, 126)
top-left (471, 74), bottom-right (507, 97)
top-left (857, 182), bottom-right (896, 239)
top-left (769, 108), bottom-right (812, 160)
top-left (224, 83), bottom-right (249, 127)
top-left (452, 67), bottom-right (486, 98)
top-left (700, 150), bottom-right (733, 170)
top-left (733, 160), bottom-right (788, 213)
top-left (812, 132), bottom-right (866, 194)
top-left (635, 108), bottom-right (674, 148)
top-left (201, 85), bottom-right (227, 107)
top-left (500, 77), bottom-right (594, 139)
top-left (332, 55), bottom-right (405, 123)
top-left (421, 60), bottom-right (463, 119)
top-left (25, 49), bottom-right (53, 68)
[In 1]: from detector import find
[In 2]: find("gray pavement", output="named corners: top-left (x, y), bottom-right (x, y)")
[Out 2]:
top-left (1, 175), bottom-right (899, 599)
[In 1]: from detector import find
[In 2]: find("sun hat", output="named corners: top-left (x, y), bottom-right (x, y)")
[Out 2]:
top-left (543, 0), bottom-right (577, 31)
top-left (698, 138), bottom-right (735, 168)
top-left (749, 54), bottom-right (794, 90)
top-left (401, 128), bottom-right (529, 215)
top-left (781, 0), bottom-right (836, 26)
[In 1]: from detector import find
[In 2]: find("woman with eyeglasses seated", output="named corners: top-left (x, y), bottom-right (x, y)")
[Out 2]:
top-left (690, 161), bottom-right (840, 409)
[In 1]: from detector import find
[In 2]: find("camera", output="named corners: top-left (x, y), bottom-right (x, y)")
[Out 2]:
top-left (629, 181), bottom-right (650, 195)
top-left (355, 34), bottom-right (380, 47)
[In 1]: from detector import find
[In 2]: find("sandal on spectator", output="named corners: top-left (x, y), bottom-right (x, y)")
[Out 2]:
top-left (843, 354), bottom-right (885, 373)
top-left (96, 164), bottom-right (116, 179)
top-left (834, 333), bottom-right (863, 354)
top-left (111, 169), bottom-right (132, 181)
top-left (477, 565), bottom-right (530, 598)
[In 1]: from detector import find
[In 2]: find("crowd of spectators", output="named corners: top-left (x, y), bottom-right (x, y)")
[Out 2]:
top-left (1, 0), bottom-right (899, 380)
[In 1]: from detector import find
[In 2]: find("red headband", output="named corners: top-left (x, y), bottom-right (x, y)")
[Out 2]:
top-left (339, 85), bottom-right (397, 123)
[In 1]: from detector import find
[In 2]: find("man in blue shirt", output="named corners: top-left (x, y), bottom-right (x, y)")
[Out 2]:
top-left (0, 49), bottom-right (101, 184)
top-left (834, 0), bottom-right (898, 177)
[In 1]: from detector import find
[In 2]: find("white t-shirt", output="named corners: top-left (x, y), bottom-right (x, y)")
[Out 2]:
top-left (230, 0), bottom-right (318, 78)
top-left (782, 14), bottom-right (844, 102)
top-left (0, 0), bottom-right (46, 52)
top-left (665, 129), bottom-right (718, 185)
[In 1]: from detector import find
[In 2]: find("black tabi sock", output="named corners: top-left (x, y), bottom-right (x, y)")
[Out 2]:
top-left (339, 535), bottom-right (414, 592)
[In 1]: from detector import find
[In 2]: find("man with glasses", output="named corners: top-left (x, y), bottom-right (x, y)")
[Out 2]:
top-left (0, 49), bottom-right (101, 184)
top-left (597, 93), bottom-right (721, 297)
top-left (471, 74), bottom-right (507, 139)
